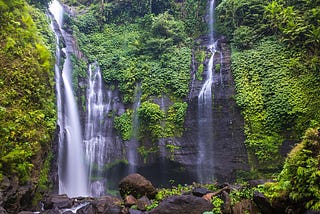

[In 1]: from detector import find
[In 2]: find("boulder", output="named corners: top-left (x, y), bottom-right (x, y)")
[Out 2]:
top-left (232, 199), bottom-right (259, 214)
top-left (253, 191), bottom-right (285, 214)
top-left (62, 211), bottom-right (74, 214)
top-left (41, 209), bottom-right (61, 214)
top-left (129, 208), bottom-right (145, 214)
top-left (124, 195), bottom-right (137, 207)
top-left (0, 206), bottom-right (7, 214)
top-left (1, 176), bottom-right (35, 213)
top-left (119, 174), bottom-right (157, 199)
top-left (221, 191), bottom-right (231, 214)
top-left (248, 180), bottom-right (274, 188)
top-left (43, 194), bottom-right (73, 210)
top-left (192, 187), bottom-right (210, 197)
top-left (202, 193), bottom-right (214, 201)
top-left (0, 177), bottom-right (10, 196)
top-left (136, 196), bottom-right (151, 211)
top-left (253, 191), bottom-right (274, 214)
top-left (91, 195), bottom-right (122, 214)
top-left (149, 195), bottom-right (213, 214)
top-left (76, 203), bottom-right (95, 214)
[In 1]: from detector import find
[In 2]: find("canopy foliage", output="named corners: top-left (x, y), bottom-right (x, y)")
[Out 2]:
top-left (0, 0), bottom-right (56, 184)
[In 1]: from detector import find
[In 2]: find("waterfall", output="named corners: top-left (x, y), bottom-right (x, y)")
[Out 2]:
top-left (197, 0), bottom-right (219, 182)
top-left (208, 0), bottom-right (215, 43)
top-left (84, 62), bottom-right (112, 197)
top-left (49, 0), bottom-right (88, 197)
top-left (127, 83), bottom-right (142, 173)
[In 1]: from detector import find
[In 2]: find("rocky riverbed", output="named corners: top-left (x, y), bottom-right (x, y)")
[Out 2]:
top-left (0, 173), bottom-right (311, 214)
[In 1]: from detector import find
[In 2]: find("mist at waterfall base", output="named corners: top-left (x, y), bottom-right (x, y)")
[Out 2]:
top-left (49, 0), bottom-right (248, 197)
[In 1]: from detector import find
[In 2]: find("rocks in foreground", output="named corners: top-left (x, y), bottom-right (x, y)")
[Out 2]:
top-left (42, 195), bottom-right (124, 214)
top-left (119, 173), bottom-right (157, 199)
top-left (2, 174), bottom-right (311, 214)
top-left (149, 195), bottom-right (213, 214)
top-left (38, 173), bottom-right (216, 214)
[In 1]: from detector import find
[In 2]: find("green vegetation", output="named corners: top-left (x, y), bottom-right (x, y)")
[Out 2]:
top-left (1, 0), bottom-right (319, 212)
top-left (210, 196), bottom-right (224, 214)
top-left (146, 183), bottom-right (194, 211)
top-left (138, 101), bottom-right (164, 143)
top-left (73, 15), bottom-right (191, 103)
top-left (114, 110), bottom-right (133, 141)
top-left (216, 0), bottom-right (320, 173)
top-left (64, 0), bottom-right (207, 160)
top-left (0, 0), bottom-right (56, 185)
top-left (261, 127), bottom-right (320, 210)
top-left (232, 39), bottom-right (304, 168)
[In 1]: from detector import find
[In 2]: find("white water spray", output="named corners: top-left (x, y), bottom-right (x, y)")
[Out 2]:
top-left (84, 62), bottom-right (112, 196)
top-left (49, 0), bottom-right (88, 197)
top-left (197, 0), bottom-right (219, 182)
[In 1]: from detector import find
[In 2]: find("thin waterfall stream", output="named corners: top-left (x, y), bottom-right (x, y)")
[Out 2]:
top-left (84, 62), bottom-right (111, 197)
top-left (127, 83), bottom-right (142, 173)
top-left (47, 0), bottom-right (247, 196)
top-left (197, 0), bottom-right (223, 182)
top-left (49, 0), bottom-right (88, 197)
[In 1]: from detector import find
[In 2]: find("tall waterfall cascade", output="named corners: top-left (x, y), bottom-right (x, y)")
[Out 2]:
top-left (197, 0), bottom-right (223, 182)
top-left (48, 0), bottom-right (247, 195)
top-left (84, 62), bottom-right (113, 197)
top-left (49, 0), bottom-right (88, 197)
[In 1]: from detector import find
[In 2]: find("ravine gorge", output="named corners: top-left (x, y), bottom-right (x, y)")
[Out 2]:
top-left (0, 0), bottom-right (319, 213)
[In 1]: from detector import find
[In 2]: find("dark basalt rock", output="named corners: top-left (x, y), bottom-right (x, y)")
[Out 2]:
top-left (136, 196), bottom-right (151, 211)
top-left (232, 199), bottom-right (259, 214)
top-left (124, 195), bottom-right (138, 207)
top-left (248, 179), bottom-right (275, 188)
top-left (0, 176), bottom-right (35, 213)
top-left (192, 187), bottom-right (210, 197)
top-left (149, 195), bottom-right (213, 214)
top-left (40, 195), bottom-right (124, 214)
top-left (0, 206), bottom-right (7, 214)
top-left (76, 203), bottom-right (95, 214)
top-left (41, 209), bottom-right (61, 214)
top-left (128, 208), bottom-right (145, 214)
top-left (221, 191), bottom-right (231, 214)
top-left (91, 196), bottom-right (123, 214)
top-left (119, 174), bottom-right (157, 199)
top-left (43, 194), bottom-right (73, 210)
top-left (174, 41), bottom-right (250, 183)
top-left (253, 191), bottom-right (284, 214)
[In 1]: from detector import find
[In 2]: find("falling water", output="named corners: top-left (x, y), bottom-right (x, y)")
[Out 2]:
top-left (49, 0), bottom-right (88, 197)
top-left (84, 62), bottom-right (112, 197)
top-left (197, 0), bottom-right (218, 182)
top-left (127, 83), bottom-right (142, 173)
top-left (208, 0), bottom-right (215, 43)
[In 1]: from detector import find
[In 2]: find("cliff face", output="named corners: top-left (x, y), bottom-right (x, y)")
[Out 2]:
top-left (45, 0), bottom-right (249, 193)
top-left (173, 40), bottom-right (249, 182)
top-left (91, 40), bottom-right (249, 189)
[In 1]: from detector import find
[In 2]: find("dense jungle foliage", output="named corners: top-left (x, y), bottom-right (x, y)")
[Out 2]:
top-left (261, 127), bottom-right (320, 210)
top-left (0, 0), bottom-right (319, 211)
top-left (216, 0), bottom-right (320, 172)
top-left (0, 0), bottom-right (56, 187)
top-left (61, 0), bottom-right (207, 153)
top-left (65, 0), bottom-right (320, 179)
top-left (215, 0), bottom-right (320, 210)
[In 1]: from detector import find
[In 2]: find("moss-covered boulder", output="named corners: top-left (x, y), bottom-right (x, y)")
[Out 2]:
top-left (119, 173), bottom-right (157, 199)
